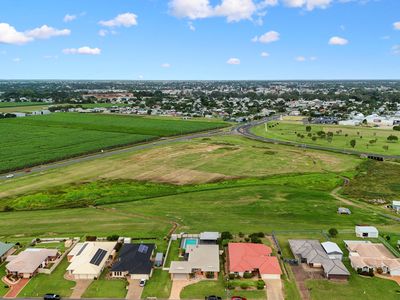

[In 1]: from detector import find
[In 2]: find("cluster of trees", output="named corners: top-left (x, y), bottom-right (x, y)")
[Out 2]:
top-left (0, 113), bottom-right (16, 119)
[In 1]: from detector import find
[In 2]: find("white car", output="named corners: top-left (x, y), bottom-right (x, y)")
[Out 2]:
top-left (5, 174), bottom-right (14, 179)
top-left (139, 279), bottom-right (146, 287)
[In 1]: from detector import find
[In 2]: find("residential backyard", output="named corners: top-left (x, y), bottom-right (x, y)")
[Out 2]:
top-left (142, 269), bottom-right (172, 299)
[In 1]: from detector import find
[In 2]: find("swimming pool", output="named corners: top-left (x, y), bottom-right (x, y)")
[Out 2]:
top-left (182, 238), bottom-right (198, 249)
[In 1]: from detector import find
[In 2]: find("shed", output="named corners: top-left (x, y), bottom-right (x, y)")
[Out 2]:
top-left (392, 201), bottom-right (400, 213)
top-left (321, 242), bottom-right (343, 260)
top-left (355, 226), bottom-right (379, 238)
top-left (338, 207), bottom-right (351, 215)
top-left (155, 252), bottom-right (163, 267)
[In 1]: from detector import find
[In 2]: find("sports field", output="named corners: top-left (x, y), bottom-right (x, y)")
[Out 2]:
top-left (0, 113), bottom-right (227, 173)
top-left (251, 121), bottom-right (400, 155)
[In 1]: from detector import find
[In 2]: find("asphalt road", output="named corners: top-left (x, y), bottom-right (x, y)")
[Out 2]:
top-left (235, 116), bottom-right (400, 160)
top-left (0, 129), bottom-right (228, 181)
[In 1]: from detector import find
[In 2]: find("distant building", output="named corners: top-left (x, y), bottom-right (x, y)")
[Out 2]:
top-left (355, 226), bottom-right (379, 238)
top-left (154, 252), bottom-right (163, 267)
top-left (321, 242), bottom-right (343, 260)
top-left (338, 207), bottom-right (351, 215)
top-left (392, 201), bottom-right (400, 213)
top-left (0, 242), bottom-right (15, 262)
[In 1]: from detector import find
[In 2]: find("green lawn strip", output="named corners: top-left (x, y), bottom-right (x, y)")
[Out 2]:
top-left (82, 268), bottom-right (127, 299)
top-left (180, 274), bottom-right (226, 299)
top-left (251, 121), bottom-right (400, 156)
top-left (0, 263), bottom-right (9, 296)
top-left (141, 269), bottom-right (172, 299)
top-left (282, 265), bottom-right (302, 300)
top-left (0, 102), bottom-right (47, 108)
top-left (19, 256), bottom-right (75, 297)
top-left (165, 240), bottom-right (181, 267)
top-left (306, 262), bottom-right (400, 300)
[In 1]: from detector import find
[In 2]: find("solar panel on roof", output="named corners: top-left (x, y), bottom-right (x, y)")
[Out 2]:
top-left (76, 243), bottom-right (88, 256)
top-left (138, 244), bottom-right (148, 254)
top-left (90, 249), bottom-right (107, 266)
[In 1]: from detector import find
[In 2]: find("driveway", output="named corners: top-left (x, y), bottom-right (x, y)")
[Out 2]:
top-left (70, 280), bottom-right (93, 299)
top-left (169, 279), bottom-right (199, 300)
top-left (126, 279), bottom-right (143, 300)
top-left (4, 278), bottom-right (30, 298)
top-left (264, 279), bottom-right (284, 300)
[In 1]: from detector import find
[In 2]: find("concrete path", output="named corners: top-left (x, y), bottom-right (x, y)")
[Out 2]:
top-left (70, 280), bottom-right (93, 299)
top-left (169, 279), bottom-right (199, 300)
top-left (126, 279), bottom-right (142, 300)
top-left (3, 278), bottom-right (30, 298)
top-left (264, 279), bottom-right (284, 300)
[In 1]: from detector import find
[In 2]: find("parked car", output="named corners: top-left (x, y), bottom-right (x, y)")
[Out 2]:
top-left (139, 279), bottom-right (146, 287)
top-left (5, 174), bottom-right (14, 178)
top-left (44, 294), bottom-right (61, 300)
top-left (231, 297), bottom-right (247, 300)
top-left (205, 296), bottom-right (222, 300)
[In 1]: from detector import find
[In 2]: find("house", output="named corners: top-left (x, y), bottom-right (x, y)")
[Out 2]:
top-left (6, 248), bottom-right (59, 278)
top-left (111, 244), bottom-right (154, 280)
top-left (337, 207), bottom-right (351, 215)
top-left (289, 240), bottom-right (350, 280)
top-left (345, 241), bottom-right (400, 276)
top-left (355, 226), bottom-right (379, 238)
top-left (155, 252), bottom-right (164, 267)
top-left (169, 244), bottom-right (220, 280)
top-left (228, 243), bottom-right (281, 279)
top-left (392, 201), bottom-right (400, 213)
top-left (199, 232), bottom-right (220, 244)
top-left (0, 242), bottom-right (15, 262)
top-left (67, 241), bottom-right (116, 279)
top-left (321, 242), bottom-right (343, 260)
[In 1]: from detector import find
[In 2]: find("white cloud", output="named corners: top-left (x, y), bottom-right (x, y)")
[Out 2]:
top-left (98, 29), bottom-right (108, 37)
top-left (0, 23), bottom-right (33, 45)
top-left (26, 25), bottom-right (70, 39)
top-left (252, 30), bottom-right (280, 43)
top-left (295, 56), bottom-right (306, 61)
top-left (188, 22), bottom-right (196, 31)
top-left (227, 57), bottom-right (241, 64)
top-left (392, 45), bottom-right (400, 55)
top-left (12, 57), bottom-right (21, 63)
top-left (328, 36), bottom-right (348, 45)
top-left (214, 0), bottom-right (257, 22)
top-left (261, 51), bottom-right (270, 57)
top-left (161, 63), bottom-right (171, 68)
top-left (43, 55), bottom-right (59, 59)
top-left (63, 14), bottom-right (77, 22)
top-left (63, 46), bottom-right (101, 55)
top-left (309, 56), bottom-right (317, 61)
top-left (138, 75), bottom-right (144, 79)
top-left (99, 13), bottom-right (138, 27)
top-left (169, 0), bottom-right (214, 19)
top-left (394, 22), bottom-right (400, 30)
top-left (283, 0), bottom-right (332, 10)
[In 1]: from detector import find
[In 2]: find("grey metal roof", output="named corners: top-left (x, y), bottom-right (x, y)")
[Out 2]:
top-left (199, 232), bottom-right (220, 240)
top-left (0, 242), bottom-right (14, 257)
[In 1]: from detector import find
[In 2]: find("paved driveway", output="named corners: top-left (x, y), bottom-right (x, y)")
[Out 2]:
top-left (169, 279), bottom-right (199, 300)
top-left (126, 279), bottom-right (143, 300)
top-left (264, 279), bottom-right (284, 300)
top-left (70, 280), bottom-right (93, 299)
top-left (4, 278), bottom-right (30, 298)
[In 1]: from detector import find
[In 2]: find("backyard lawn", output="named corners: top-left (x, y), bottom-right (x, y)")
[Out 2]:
top-left (82, 268), bottom-right (127, 298)
top-left (142, 269), bottom-right (172, 299)
top-left (0, 264), bottom-right (10, 296)
top-left (19, 257), bottom-right (75, 297)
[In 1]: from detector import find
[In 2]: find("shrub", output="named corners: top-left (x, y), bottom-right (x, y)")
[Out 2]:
top-left (250, 236), bottom-right (262, 244)
top-left (257, 280), bottom-right (265, 290)
top-left (328, 228), bottom-right (338, 238)
top-left (86, 236), bottom-right (97, 241)
top-left (205, 272), bottom-right (215, 279)
top-left (376, 267), bottom-right (383, 274)
top-left (221, 231), bottom-right (233, 240)
top-left (3, 206), bottom-right (14, 212)
top-left (387, 135), bottom-right (398, 142)
top-left (238, 232), bottom-right (245, 238)
top-left (244, 237), bottom-right (250, 242)
top-left (240, 283), bottom-right (249, 290)
top-left (394, 125), bottom-right (400, 131)
top-left (243, 271), bottom-right (253, 279)
top-left (228, 273), bottom-right (235, 280)
top-left (106, 234), bottom-right (119, 241)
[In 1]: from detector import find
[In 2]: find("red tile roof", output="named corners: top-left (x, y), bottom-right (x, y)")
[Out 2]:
top-left (228, 243), bottom-right (282, 275)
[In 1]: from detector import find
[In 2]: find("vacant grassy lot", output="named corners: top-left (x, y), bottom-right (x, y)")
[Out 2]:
top-left (0, 135), bottom-right (361, 199)
top-left (83, 269), bottom-right (127, 298)
top-left (0, 113), bottom-right (227, 173)
top-left (0, 102), bottom-right (48, 113)
top-left (342, 160), bottom-right (400, 202)
top-left (252, 121), bottom-right (400, 155)
top-left (19, 257), bottom-right (75, 297)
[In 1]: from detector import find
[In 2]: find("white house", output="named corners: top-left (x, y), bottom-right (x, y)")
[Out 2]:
top-left (355, 226), bottom-right (379, 238)
top-left (321, 242), bottom-right (343, 260)
top-left (392, 201), bottom-right (400, 213)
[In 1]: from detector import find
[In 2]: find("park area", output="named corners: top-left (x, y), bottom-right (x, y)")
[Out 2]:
top-left (0, 113), bottom-right (227, 173)
top-left (251, 121), bottom-right (400, 155)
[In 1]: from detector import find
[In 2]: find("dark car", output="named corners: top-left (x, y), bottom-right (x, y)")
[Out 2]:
top-left (44, 294), bottom-right (61, 300)
top-left (205, 296), bottom-right (222, 300)
top-left (231, 297), bottom-right (247, 300)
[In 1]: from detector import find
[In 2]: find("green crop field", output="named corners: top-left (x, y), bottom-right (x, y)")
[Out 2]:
top-left (0, 113), bottom-right (227, 173)
top-left (251, 121), bottom-right (400, 155)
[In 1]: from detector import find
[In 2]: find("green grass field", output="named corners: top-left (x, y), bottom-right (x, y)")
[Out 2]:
top-left (0, 113), bottom-right (227, 173)
top-left (251, 121), bottom-right (400, 155)
top-left (0, 102), bottom-right (49, 113)
top-left (19, 257), bottom-right (75, 297)
top-left (142, 269), bottom-right (172, 299)
top-left (0, 263), bottom-right (10, 296)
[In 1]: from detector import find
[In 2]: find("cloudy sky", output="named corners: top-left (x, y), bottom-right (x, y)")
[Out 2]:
top-left (0, 0), bottom-right (399, 80)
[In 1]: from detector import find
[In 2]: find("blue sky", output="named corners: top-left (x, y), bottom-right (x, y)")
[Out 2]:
top-left (0, 0), bottom-right (399, 80)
